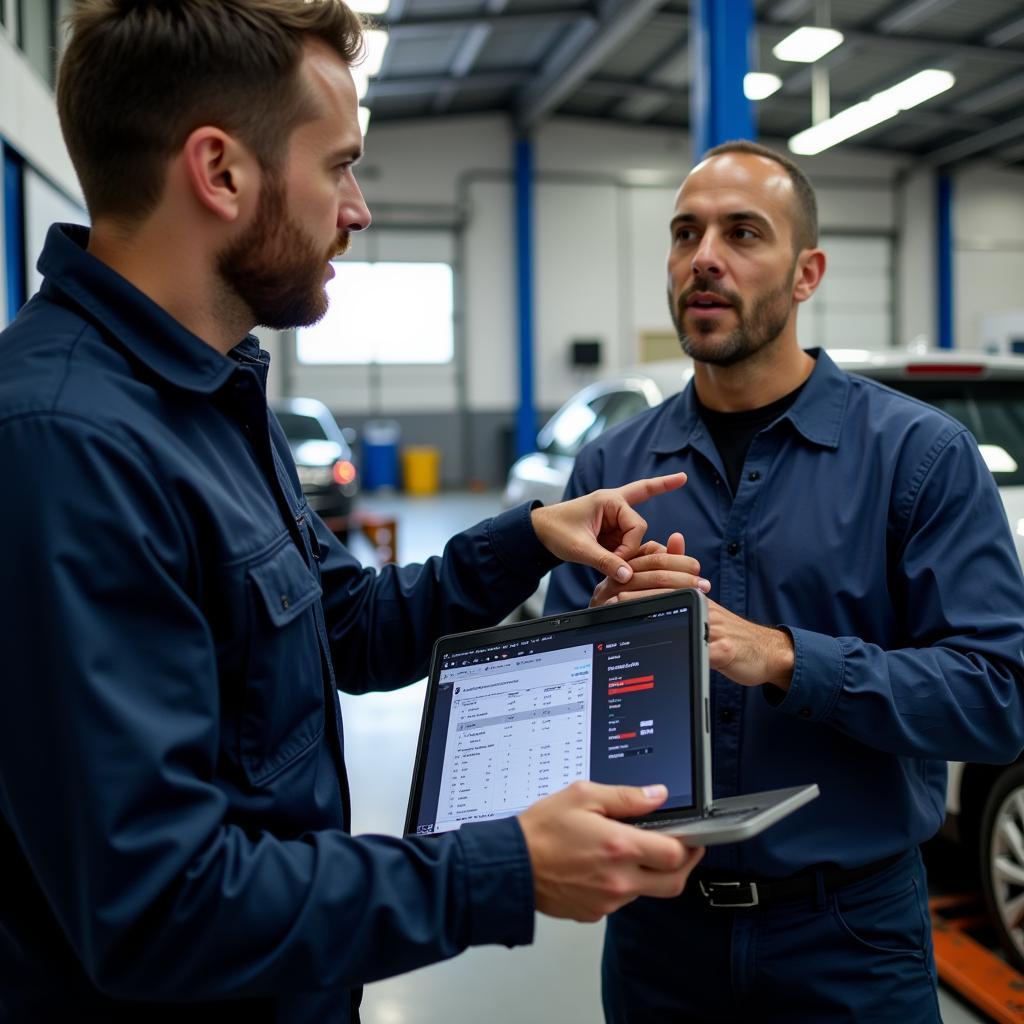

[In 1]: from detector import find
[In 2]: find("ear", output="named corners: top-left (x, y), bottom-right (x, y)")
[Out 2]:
top-left (792, 248), bottom-right (826, 304)
top-left (180, 126), bottom-right (257, 223)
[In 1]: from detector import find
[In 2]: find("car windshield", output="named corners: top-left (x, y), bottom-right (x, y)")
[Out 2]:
top-left (884, 379), bottom-right (1024, 486)
top-left (276, 412), bottom-right (328, 442)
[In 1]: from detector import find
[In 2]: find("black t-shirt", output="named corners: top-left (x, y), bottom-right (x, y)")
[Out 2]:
top-left (695, 382), bottom-right (807, 495)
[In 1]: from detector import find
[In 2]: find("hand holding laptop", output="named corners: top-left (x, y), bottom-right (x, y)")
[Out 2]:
top-left (518, 781), bottom-right (705, 922)
top-left (530, 473), bottom-right (687, 586)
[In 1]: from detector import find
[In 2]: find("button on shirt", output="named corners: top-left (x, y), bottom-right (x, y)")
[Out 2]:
top-left (0, 225), bottom-right (558, 1022)
top-left (546, 351), bottom-right (1024, 877)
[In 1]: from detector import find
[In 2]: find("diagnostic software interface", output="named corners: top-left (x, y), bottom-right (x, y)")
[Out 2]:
top-left (412, 605), bottom-right (694, 834)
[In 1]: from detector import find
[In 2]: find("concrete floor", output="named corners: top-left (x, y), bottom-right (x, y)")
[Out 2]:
top-left (342, 490), bottom-right (988, 1024)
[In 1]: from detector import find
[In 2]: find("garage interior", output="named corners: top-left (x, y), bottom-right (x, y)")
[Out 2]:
top-left (3, 0), bottom-right (1024, 1021)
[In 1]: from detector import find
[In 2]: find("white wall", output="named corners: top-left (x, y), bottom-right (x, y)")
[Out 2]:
top-left (357, 115), bottom-right (918, 415)
top-left (953, 163), bottom-right (1024, 351)
top-left (0, 32), bottom-right (80, 201)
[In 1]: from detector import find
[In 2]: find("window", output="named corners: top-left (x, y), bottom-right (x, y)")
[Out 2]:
top-left (297, 261), bottom-right (454, 365)
top-left (17, 0), bottom-right (56, 86)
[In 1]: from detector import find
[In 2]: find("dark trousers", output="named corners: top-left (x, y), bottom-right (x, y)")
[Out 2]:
top-left (602, 849), bottom-right (942, 1024)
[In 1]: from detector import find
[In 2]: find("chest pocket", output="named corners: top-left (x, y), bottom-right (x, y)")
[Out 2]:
top-left (241, 540), bottom-right (325, 786)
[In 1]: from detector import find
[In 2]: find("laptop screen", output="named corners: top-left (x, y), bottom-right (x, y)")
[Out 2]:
top-left (405, 592), bottom-right (703, 837)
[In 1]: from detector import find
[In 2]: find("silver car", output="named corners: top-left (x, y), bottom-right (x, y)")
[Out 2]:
top-left (504, 348), bottom-right (1024, 969)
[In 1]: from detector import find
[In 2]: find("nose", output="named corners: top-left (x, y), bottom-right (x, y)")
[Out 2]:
top-left (340, 174), bottom-right (372, 233)
top-left (691, 231), bottom-right (723, 279)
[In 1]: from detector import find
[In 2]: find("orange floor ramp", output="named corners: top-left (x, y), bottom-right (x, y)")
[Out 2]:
top-left (931, 894), bottom-right (1024, 1023)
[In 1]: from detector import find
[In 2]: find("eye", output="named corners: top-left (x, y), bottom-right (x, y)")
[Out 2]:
top-left (732, 226), bottom-right (759, 241)
top-left (673, 227), bottom-right (698, 243)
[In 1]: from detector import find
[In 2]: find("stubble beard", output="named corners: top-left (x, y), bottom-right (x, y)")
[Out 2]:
top-left (670, 275), bottom-right (795, 368)
top-left (216, 171), bottom-right (350, 331)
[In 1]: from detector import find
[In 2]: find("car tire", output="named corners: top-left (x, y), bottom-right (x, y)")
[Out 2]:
top-left (979, 761), bottom-right (1024, 973)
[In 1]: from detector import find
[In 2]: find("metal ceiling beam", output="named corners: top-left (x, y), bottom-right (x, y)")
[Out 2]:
top-left (923, 113), bottom-right (1024, 167)
top-left (766, 0), bottom-right (813, 22)
top-left (953, 71), bottom-right (1024, 115)
top-left (876, 0), bottom-right (961, 34)
top-left (431, 0), bottom-right (509, 115)
top-left (366, 71), bottom-right (526, 101)
top-left (986, 13), bottom-right (1024, 47)
top-left (632, 14), bottom-right (1024, 69)
top-left (779, 44), bottom-right (858, 95)
top-left (383, 9), bottom-right (593, 35)
top-left (516, 0), bottom-right (667, 130)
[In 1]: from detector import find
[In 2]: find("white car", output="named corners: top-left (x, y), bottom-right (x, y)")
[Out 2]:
top-left (504, 348), bottom-right (1024, 969)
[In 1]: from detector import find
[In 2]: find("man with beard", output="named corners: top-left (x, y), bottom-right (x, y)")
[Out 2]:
top-left (0, 2), bottom-right (706, 1021)
top-left (545, 140), bottom-right (1024, 1022)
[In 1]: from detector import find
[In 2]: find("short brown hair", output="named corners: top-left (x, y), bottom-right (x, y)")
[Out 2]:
top-left (58, 0), bottom-right (365, 222)
top-left (701, 139), bottom-right (819, 252)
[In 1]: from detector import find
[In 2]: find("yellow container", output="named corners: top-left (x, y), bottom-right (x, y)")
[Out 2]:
top-left (401, 445), bottom-right (441, 495)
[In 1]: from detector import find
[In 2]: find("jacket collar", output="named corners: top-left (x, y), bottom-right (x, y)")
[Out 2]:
top-left (37, 223), bottom-right (262, 394)
top-left (651, 348), bottom-right (850, 454)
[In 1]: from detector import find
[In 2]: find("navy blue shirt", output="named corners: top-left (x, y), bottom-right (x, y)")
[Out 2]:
top-left (0, 225), bottom-right (558, 1022)
top-left (547, 351), bottom-right (1024, 876)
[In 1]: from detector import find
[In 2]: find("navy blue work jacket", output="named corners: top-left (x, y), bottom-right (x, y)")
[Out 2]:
top-left (0, 225), bottom-right (554, 1022)
top-left (547, 350), bottom-right (1024, 876)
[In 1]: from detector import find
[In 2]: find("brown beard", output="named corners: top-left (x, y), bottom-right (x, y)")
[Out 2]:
top-left (217, 171), bottom-right (349, 330)
top-left (669, 271), bottom-right (795, 368)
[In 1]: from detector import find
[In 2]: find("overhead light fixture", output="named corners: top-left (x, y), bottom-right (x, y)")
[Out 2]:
top-left (772, 26), bottom-right (844, 63)
top-left (361, 28), bottom-right (389, 77)
top-left (744, 72), bottom-right (783, 101)
top-left (788, 68), bottom-right (955, 154)
top-left (358, 106), bottom-right (372, 136)
top-left (348, 0), bottom-right (390, 13)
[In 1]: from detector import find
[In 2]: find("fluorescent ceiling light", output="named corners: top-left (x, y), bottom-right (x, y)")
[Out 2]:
top-left (744, 72), bottom-right (782, 100)
top-left (772, 26), bottom-right (844, 63)
top-left (358, 106), bottom-right (371, 136)
top-left (788, 68), bottom-right (955, 154)
top-left (348, 0), bottom-right (390, 13)
top-left (361, 28), bottom-right (389, 77)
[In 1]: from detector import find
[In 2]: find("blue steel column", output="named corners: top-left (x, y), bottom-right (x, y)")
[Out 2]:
top-left (514, 136), bottom-right (537, 459)
top-left (3, 143), bottom-right (26, 324)
top-left (689, 0), bottom-right (755, 161)
top-left (937, 171), bottom-right (954, 349)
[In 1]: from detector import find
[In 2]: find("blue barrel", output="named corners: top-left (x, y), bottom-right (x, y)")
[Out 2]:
top-left (361, 419), bottom-right (400, 490)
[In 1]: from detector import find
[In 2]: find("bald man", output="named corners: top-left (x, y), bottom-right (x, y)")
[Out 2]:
top-left (545, 140), bottom-right (1024, 1023)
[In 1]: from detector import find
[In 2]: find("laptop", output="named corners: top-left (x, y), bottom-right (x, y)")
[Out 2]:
top-left (404, 589), bottom-right (818, 845)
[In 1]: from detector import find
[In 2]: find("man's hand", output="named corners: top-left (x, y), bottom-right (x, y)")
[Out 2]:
top-left (518, 781), bottom-right (704, 922)
top-left (590, 532), bottom-right (710, 606)
top-left (707, 599), bottom-right (794, 690)
top-left (530, 473), bottom-right (686, 585)
top-left (593, 535), bottom-right (793, 690)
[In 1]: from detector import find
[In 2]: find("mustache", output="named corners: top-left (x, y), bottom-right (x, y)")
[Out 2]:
top-left (330, 233), bottom-right (351, 260)
top-left (678, 277), bottom-right (741, 311)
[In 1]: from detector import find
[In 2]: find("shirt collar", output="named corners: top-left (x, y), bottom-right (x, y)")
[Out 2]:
top-left (651, 348), bottom-right (850, 454)
top-left (36, 223), bottom-right (261, 394)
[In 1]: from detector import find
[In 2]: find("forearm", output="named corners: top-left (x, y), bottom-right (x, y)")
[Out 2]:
top-left (771, 626), bottom-right (1024, 762)
top-left (319, 503), bottom-right (558, 693)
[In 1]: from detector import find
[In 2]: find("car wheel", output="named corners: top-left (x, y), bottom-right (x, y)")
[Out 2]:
top-left (980, 761), bottom-right (1024, 972)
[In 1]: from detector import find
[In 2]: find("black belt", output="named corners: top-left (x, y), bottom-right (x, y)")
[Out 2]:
top-left (692, 851), bottom-right (908, 909)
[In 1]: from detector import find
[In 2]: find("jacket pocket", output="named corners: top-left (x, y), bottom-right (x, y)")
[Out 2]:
top-left (240, 541), bottom-right (325, 786)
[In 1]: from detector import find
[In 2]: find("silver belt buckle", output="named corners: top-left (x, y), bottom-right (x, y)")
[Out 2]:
top-left (699, 880), bottom-right (760, 908)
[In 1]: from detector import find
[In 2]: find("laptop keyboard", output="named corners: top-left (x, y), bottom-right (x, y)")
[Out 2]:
top-left (636, 806), bottom-right (761, 830)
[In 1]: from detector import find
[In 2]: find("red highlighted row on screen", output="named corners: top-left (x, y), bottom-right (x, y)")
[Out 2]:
top-left (607, 675), bottom-right (654, 696)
